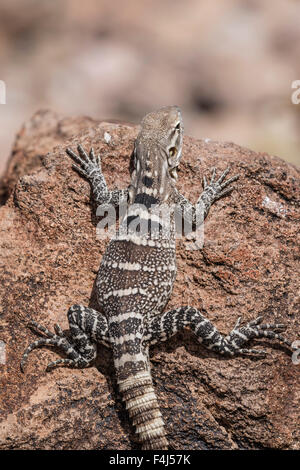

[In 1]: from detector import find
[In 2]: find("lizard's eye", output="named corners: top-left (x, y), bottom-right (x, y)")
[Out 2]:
top-left (169, 147), bottom-right (177, 157)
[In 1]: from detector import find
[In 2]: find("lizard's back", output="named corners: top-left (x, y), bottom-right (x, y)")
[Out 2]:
top-left (95, 107), bottom-right (183, 448)
top-left (97, 239), bottom-right (176, 317)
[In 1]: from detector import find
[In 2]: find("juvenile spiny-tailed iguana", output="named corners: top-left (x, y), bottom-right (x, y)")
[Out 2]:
top-left (21, 106), bottom-right (292, 450)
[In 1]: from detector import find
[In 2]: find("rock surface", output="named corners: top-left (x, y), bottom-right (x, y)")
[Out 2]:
top-left (0, 110), bottom-right (299, 450)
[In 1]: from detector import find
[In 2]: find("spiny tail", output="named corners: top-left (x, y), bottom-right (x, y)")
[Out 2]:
top-left (118, 371), bottom-right (168, 450)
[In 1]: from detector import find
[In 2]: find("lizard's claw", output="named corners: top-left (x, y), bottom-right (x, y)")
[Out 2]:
top-left (204, 166), bottom-right (240, 201)
top-left (20, 320), bottom-right (86, 373)
top-left (28, 320), bottom-right (55, 338)
top-left (226, 315), bottom-right (292, 358)
top-left (66, 145), bottom-right (103, 180)
top-left (54, 323), bottom-right (65, 337)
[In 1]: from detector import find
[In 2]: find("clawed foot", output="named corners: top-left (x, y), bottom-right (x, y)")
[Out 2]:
top-left (203, 166), bottom-right (239, 200)
top-left (66, 145), bottom-right (103, 181)
top-left (227, 315), bottom-right (291, 357)
top-left (20, 320), bottom-right (80, 372)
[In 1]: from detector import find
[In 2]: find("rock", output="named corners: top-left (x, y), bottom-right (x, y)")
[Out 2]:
top-left (0, 111), bottom-right (299, 450)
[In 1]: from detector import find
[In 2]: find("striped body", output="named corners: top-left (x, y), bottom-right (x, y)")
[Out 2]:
top-left (98, 240), bottom-right (176, 319)
top-left (96, 190), bottom-right (177, 448)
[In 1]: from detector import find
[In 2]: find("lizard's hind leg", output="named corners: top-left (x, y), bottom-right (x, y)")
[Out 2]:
top-left (21, 305), bottom-right (109, 372)
top-left (145, 306), bottom-right (291, 357)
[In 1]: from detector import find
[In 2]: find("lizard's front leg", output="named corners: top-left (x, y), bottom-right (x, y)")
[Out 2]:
top-left (199, 167), bottom-right (239, 219)
top-left (145, 307), bottom-right (292, 357)
top-left (66, 145), bottom-right (128, 208)
top-left (21, 305), bottom-right (110, 372)
top-left (175, 167), bottom-right (239, 230)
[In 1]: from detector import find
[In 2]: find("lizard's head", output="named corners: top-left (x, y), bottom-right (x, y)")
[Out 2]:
top-left (129, 106), bottom-right (183, 203)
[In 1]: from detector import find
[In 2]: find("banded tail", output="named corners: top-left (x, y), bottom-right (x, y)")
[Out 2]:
top-left (111, 309), bottom-right (168, 449)
top-left (118, 370), bottom-right (168, 450)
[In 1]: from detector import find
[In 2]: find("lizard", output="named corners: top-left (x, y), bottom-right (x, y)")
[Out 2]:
top-left (21, 106), bottom-right (292, 450)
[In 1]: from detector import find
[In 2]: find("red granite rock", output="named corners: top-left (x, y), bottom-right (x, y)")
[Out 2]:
top-left (0, 111), bottom-right (299, 449)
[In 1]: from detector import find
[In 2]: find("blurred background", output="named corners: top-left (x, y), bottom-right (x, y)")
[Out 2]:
top-left (0, 0), bottom-right (300, 176)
